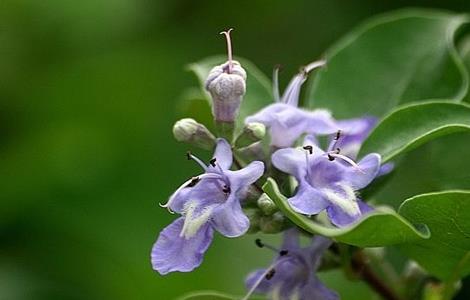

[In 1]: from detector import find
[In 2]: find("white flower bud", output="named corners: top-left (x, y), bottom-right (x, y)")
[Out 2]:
top-left (205, 60), bottom-right (246, 122)
top-left (172, 118), bottom-right (215, 150)
top-left (259, 212), bottom-right (285, 234)
top-left (235, 122), bottom-right (266, 148)
top-left (257, 193), bottom-right (277, 216)
top-left (205, 29), bottom-right (247, 123)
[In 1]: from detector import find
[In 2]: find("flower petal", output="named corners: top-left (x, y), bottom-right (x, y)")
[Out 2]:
top-left (151, 217), bottom-right (214, 274)
top-left (299, 276), bottom-right (339, 300)
top-left (272, 148), bottom-right (307, 179)
top-left (228, 160), bottom-right (264, 191)
top-left (245, 103), bottom-right (285, 125)
top-left (245, 269), bottom-right (273, 294)
top-left (308, 235), bottom-right (333, 270)
top-left (281, 228), bottom-right (301, 250)
top-left (280, 73), bottom-right (306, 106)
top-left (305, 109), bottom-right (339, 135)
top-left (288, 183), bottom-right (330, 215)
top-left (213, 138), bottom-right (233, 170)
top-left (344, 153), bottom-right (381, 189)
top-left (210, 195), bottom-right (249, 237)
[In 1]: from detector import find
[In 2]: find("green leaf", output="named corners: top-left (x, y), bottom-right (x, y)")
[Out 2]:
top-left (307, 9), bottom-right (469, 118)
top-left (177, 290), bottom-right (263, 300)
top-left (188, 56), bottom-right (272, 130)
top-left (358, 101), bottom-right (470, 162)
top-left (398, 191), bottom-right (470, 280)
top-left (262, 178), bottom-right (429, 247)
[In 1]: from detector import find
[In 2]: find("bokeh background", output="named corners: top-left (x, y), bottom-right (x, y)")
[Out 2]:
top-left (1, 1), bottom-right (469, 299)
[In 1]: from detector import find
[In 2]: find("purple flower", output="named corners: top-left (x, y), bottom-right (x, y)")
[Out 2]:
top-left (272, 136), bottom-right (381, 227)
top-left (244, 229), bottom-right (338, 300)
top-left (333, 117), bottom-right (377, 159)
top-left (245, 61), bottom-right (339, 148)
top-left (151, 139), bottom-right (264, 274)
top-left (334, 117), bottom-right (394, 176)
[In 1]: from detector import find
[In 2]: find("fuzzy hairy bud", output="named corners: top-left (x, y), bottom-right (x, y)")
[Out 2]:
top-left (205, 60), bottom-right (247, 122)
top-left (235, 122), bottom-right (266, 148)
top-left (172, 118), bottom-right (216, 150)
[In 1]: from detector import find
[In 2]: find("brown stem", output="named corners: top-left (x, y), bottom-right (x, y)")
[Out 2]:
top-left (352, 251), bottom-right (402, 300)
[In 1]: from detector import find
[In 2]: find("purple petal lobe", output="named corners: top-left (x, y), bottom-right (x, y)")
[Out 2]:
top-left (272, 148), bottom-right (307, 179)
top-left (344, 153), bottom-right (381, 189)
top-left (211, 196), bottom-right (249, 237)
top-left (151, 217), bottom-right (214, 274)
top-left (288, 183), bottom-right (329, 215)
top-left (306, 110), bottom-right (339, 135)
top-left (228, 161), bottom-right (264, 191)
top-left (281, 228), bottom-right (301, 250)
top-left (213, 138), bottom-right (233, 169)
top-left (300, 276), bottom-right (339, 300)
top-left (245, 269), bottom-right (272, 294)
top-left (245, 103), bottom-right (285, 125)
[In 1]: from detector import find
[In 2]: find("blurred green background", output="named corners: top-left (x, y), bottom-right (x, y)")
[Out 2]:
top-left (1, 1), bottom-right (469, 299)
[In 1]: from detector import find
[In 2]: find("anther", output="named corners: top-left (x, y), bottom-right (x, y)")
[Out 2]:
top-left (186, 151), bottom-right (192, 160)
top-left (222, 185), bottom-right (231, 194)
top-left (334, 130), bottom-right (341, 141)
top-left (220, 28), bottom-right (234, 73)
top-left (303, 145), bottom-right (313, 155)
top-left (279, 250), bottom-right (289, 256)
top-left (187, 176), bottom-right (200, 187)
top-left (255, 238), bottom-right (264, 248)
top-left (265, 269), bottom-right (276, 280)
top-left (209, 158), bottom-right (217, 167)
top-left (328, 154), bottom-right (335, 161)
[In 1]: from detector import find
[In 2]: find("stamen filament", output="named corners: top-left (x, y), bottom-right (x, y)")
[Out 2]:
top-left (326, 153), bottom-right (365, 173)
top-left (159, 173), bottom-right (225, 213)
top-left (241, 257), bottom-right (289, 300)
top-left (255, 238), bottom-right (281, 253)
top-left (220, 28), bottom-right (234, 73)
top-left (327, 130), bottom-right (342, 152)
top-left (303, 145), bottom-right (313, 179)
top-left (273, 65), bottom-right (281, 102)
top-left (304, 59), bottom-right (327, 73)
top-left (187, 152), bottom-right (208, 171)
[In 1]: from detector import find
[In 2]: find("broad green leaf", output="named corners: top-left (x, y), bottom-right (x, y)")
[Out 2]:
top-left (307, 9), bottom-right (469, 118)
top-left (188, 56), bottom-right (272, 130)
top-left (177, 290), bottom-right (263, 300)
top-left (398, 191), bottom-right (470, 280)
top-left (359, 101), bottom-right (470, 162)
top-left (262, 178), bottom-right (429, 247)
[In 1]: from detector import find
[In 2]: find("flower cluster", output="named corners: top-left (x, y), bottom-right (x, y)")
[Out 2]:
top-left (151, 30), bottom-right (385, 299)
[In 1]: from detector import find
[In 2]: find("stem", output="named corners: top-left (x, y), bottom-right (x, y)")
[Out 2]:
top-left (352, 251), bottom-right (403, 300)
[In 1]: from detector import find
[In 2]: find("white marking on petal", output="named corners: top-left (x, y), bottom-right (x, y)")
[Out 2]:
top-left (323, 184), bottom-right (361, 217)
top-left (180, 200), bottom-right (214, 239)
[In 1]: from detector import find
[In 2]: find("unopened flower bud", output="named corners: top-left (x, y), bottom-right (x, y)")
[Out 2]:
top-left (257, 193), bottom-right (277, 216)
top-left (259, 212), bottom-right (285, 234)
top-left (235, 122), bottom-right (266, 148)
top-left (172, 118), bottom-right (216, 150)
top-left (205, 29), bottom-right (247, 123)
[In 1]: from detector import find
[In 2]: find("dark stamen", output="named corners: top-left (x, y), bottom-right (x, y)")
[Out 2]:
top-left (335, 130), bottom-right (342, 141)
top-left (187, 176), bottom-right (200, 187)
top-left (255, 238), bottom-right (264, 248)
top-left (335, 148), bottom-right (341, 154)
top-left (186, 151), bottom-right (192, 160)
top-left (303, 145), bottom-right (313, 155)
top-left (265, 269), bottom-right (276, 280)
top-left (328, 154), bottom-right (335, 161)
top-left (279, 250), bottom-right (289, 256)
top-left (222, 185), bottom-right (231, 194)
top-left (209, 158), bottom-right (217, 167)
